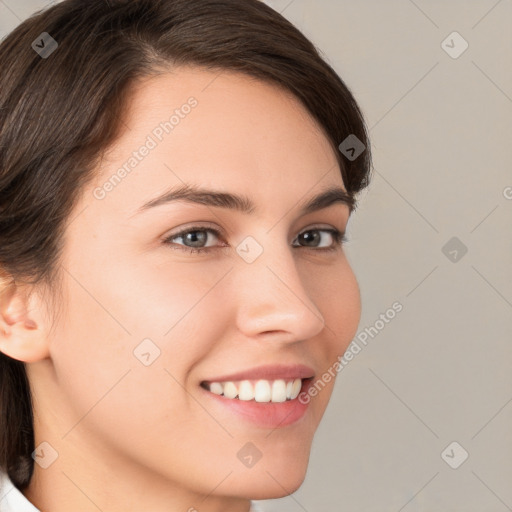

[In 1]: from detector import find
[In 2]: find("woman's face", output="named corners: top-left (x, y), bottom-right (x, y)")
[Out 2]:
top-left (27, 67), bottom-right (361, 508)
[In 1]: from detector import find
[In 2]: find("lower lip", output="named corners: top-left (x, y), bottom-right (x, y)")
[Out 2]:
top-left (200, 379), bottom-right (313, 429)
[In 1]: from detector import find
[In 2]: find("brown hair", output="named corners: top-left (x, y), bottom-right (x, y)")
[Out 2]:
top-left (0, 0), bottom-right (372, 490)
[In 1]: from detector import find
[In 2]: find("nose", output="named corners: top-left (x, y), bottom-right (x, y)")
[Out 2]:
top-left (234, 241), bottom-right (326, 343)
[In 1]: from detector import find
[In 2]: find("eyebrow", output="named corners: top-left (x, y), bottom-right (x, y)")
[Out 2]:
top-left (135, 182), bottom-right (355, 217)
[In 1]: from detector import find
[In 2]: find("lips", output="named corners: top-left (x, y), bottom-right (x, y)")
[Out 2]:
top-left (201, 363), bottom-right (315, 383)
top-left (199, 368), bottom-right (315, 428)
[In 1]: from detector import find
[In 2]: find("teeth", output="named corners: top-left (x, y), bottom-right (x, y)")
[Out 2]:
top-left (205, 378), bottom-right (303, 402)
top-left (238, 380), bottom-right (254, 401)
top-left (286, 380), bottom-right (293, 399)
top-left (254, 380), bottom-right (271, 402)
top-left (223, 381), bottom-right (238, 399)
top-left (291, 378), bottom-right (301, 399)
top-left (209, 382), bottom-right (224, 395)
top-left (271, 379), bottom-right (287, 403)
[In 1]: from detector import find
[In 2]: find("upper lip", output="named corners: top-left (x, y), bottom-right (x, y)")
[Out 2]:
top-left (201, 364), bottom-right (315, 383)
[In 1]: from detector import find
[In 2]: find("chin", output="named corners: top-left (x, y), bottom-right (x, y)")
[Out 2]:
top-left (229, 450), bottom-right (310, 500)
top-left (233, 470), bottom-right (308, 501)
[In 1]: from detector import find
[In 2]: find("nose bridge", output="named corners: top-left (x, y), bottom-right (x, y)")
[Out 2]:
top-left (234, 235), bottom-right (325, 339)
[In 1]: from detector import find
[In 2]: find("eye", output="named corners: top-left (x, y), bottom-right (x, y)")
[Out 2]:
top-left (292, 227), bottom-right (347, 252)
top-left (163, 225), bottom-right (224, 254)
top-left (163, 225), bottom-right (347, 254)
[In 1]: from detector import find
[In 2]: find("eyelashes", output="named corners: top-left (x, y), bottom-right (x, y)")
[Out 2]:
top-left (162, 225), bottom-right (348, 255)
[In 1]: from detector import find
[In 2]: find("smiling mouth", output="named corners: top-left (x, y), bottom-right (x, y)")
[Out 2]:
top-left (200, 378), bottom-right (313, 403)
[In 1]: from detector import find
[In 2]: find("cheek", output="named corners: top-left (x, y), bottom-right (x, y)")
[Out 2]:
top-left (50, 254), bottom-right (227, 419)
top-left (308, 258), bottom-right (361, 352)
top-left (101, 248), bottom-right (231, 340)
top-left (294, 259), bottom-right (360, 414)
top-left (48, 278), bottom-right (205, 468)
top-left (48, 264), bottom-right (180, 421)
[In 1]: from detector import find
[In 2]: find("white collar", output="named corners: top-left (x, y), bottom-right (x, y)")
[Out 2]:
top-left (0, 470), bottom-right (40, 511)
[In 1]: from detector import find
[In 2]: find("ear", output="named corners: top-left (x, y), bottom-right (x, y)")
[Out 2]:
top-left (0, 275), bottom-right (51, 363)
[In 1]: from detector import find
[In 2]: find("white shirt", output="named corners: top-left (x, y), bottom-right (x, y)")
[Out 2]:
top-left (0, 470), bottom-right (264, 511)
top-left (0, 470), bottom-right (39, 511)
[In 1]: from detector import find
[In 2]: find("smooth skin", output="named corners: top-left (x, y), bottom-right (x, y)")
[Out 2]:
top-left (0, 67), bottom-right (361, 512)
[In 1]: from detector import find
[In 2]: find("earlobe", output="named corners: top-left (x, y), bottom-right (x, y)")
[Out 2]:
top-left (0, 277), bottom-right (51, 363)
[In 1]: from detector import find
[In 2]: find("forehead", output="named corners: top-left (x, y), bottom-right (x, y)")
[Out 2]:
top-left (89, 66), bottom-right (345, 215)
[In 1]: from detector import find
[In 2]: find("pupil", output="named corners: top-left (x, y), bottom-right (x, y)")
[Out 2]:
top-left (301, 231), bottom-right (319, 246)
top-left (186, 231), bottom-right (206, 247)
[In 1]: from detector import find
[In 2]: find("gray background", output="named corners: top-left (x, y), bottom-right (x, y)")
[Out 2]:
top-left (1, 1), bottom-right (511, 511)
